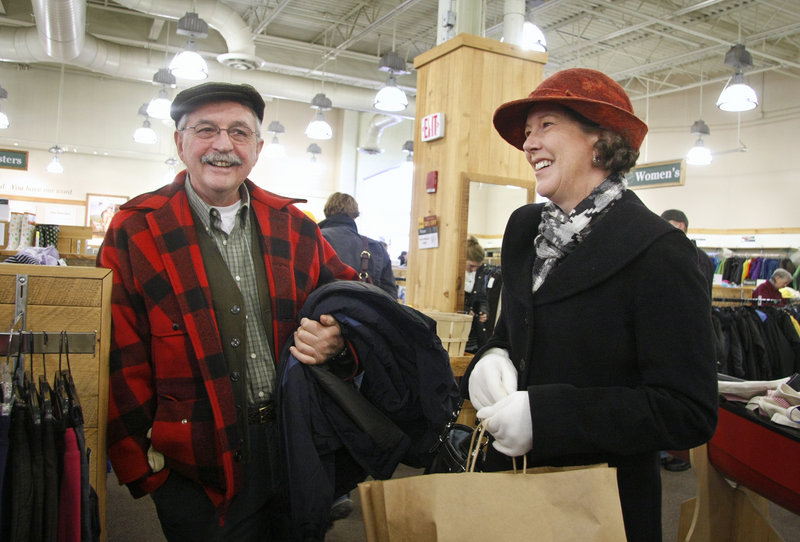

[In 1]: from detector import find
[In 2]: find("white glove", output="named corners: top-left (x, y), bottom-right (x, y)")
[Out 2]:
top-left (468, 348), bottom-right (517, 411)
top-left (146, 428), bottom-right (165, 473)
top-left (477, 391), bottom-right (533, 457)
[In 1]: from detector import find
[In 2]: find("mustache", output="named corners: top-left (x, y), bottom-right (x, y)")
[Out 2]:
top-left (200, 152), bottom-right (243, 166)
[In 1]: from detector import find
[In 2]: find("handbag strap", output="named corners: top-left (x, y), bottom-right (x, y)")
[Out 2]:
top-left (466, 420), bottom-right (528, 473)
top-left (466, 422), bottom-right (488, 472)
top-left (359, 236), bottom-right (372, 283)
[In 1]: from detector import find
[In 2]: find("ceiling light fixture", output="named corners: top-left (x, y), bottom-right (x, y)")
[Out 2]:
top-left (686, 119), bottom-right (712, 166)
top-left (522, 22), bottom-right (547, 52)
top-left (374, 51), bottom-right (409, 112)
top-left (305, 93), bottom-right (333, 140)
top-left (133, 104), bottom-right (158, 144)
top-left (0, 84), bottom-right (9, 129)
top-left (47, 146), bottom-right (64, 174)
top-left (164, 156), bottom-right (179, 180)
top-left (48, 66), bottom-right (66, 174)
top-left (264, 119), bottom-right (286, 159)
top-left (169, 12), bottom-right (209, 81)
top-left (306, 143), bottom-right (322, 162)
top-left (147, 69), bottom-right (176, 120)
top-left (401, 139), bottom-right (414, 161)
top-left (716, 44), bottom-right (758, 112)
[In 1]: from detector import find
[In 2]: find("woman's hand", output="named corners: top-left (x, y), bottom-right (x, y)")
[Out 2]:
top-left (290, 315), bottom-right (345, 365)
top-left (468, 348), bottom-right (517, 410)
top-left (477, 391), bottom-right (533, 457)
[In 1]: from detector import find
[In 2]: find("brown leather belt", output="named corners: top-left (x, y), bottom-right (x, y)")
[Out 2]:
top-left (247, 401), bottom-right (275, 424)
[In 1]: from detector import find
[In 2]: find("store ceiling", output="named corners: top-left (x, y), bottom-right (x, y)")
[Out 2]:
top-left (1, 0), bottom-right (799, 107)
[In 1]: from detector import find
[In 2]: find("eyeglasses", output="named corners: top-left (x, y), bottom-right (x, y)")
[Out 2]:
top-left (182, 123), bottom-right (259, 144)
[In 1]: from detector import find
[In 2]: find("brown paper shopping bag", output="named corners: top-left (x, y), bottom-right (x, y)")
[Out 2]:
top-left (358, 462), bottom-right (626, 542)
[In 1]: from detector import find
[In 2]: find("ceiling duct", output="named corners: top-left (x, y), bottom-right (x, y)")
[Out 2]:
top-left (357, 114), bottom-right (402, 155)
top-left (114, 0), bottom-right (264, 70)
top-left (30, 0), bottom-right (86, 60)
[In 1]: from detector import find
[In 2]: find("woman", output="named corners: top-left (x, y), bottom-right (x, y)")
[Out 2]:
top-left (751, 268), bottom-right (792, 305)
top-left (463, 68), bottom-right (718, 542)
top-left (464, 236), bottom-right (490, 353)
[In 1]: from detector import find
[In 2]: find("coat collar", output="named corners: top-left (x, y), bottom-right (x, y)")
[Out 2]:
top-left (533, 190), bottom-right (678, 305)
top-left (122, 170), bottom-right (306, 212)
top-left (318, 213), bottom-right (358, 232)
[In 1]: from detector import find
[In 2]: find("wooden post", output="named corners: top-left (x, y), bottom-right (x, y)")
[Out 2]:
top-left (406, 34), bottom-right (546, 312)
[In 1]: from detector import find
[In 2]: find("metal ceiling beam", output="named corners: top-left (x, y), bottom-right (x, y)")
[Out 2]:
top-left (252, 0), bottom-right (294, 36)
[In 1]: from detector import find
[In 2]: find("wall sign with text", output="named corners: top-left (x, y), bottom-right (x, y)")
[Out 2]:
top-left (421, 112), bottom-right (445, 142)
top-left (418, 215), bottom-right (439, 249)
top-left (0, 149), bottom-right (28, 171)
top-left (625, 159), bottom-right (685, 189)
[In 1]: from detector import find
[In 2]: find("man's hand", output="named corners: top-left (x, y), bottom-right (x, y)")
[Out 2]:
top-left (290, 314), bottom-right (345, 365)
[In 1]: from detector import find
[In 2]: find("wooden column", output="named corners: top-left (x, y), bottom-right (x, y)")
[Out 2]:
top-left (406, 34), bottom-right (546, 312)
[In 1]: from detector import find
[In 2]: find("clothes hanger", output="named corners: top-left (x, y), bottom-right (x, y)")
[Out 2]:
top-left (1, 330), bottom-right (15, 415)
top-left (38, 331), bottom-right (54, 422)
top-left (26, 331), bottom-right (42, 426)
top-left (60, 330), bottom-right (83, 427)
top-left (54, 330), bottom-right (73, 427)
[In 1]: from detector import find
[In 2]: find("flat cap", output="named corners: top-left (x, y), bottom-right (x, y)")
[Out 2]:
top-left (170, 82), bottom-right (265, 123)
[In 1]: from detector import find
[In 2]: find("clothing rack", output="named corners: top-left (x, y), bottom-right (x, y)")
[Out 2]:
top-left (0, 331), bottom-right (96, 355)
top-left (0, 263), bottom-right (113, 541)
top-left (712, 296), bottom-right (784, 305)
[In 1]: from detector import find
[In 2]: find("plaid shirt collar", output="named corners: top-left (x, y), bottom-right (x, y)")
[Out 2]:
top-left (185, 175), bottom-right (251, 232)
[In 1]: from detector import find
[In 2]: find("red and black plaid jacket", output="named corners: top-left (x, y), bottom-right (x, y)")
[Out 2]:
top-left (98, 171), bottom-right (356, 513)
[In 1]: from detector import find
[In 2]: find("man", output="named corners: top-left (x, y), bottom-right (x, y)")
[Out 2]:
top-left (98, 82), bottom-right (357, 540)
top-left (659, 209), bottom-right (715, 473)
top-left (318, 192), bottom-right (397, 298)
top-left (661, 209), bottom-right (716, 291)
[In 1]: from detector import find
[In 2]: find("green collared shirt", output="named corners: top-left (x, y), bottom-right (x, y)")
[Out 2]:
top-left (185, 177), bottom-right (276, 403)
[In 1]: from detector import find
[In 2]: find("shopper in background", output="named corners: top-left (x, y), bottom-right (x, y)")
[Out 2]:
top-left (752, 268), bottom-right (793, 305)
top-left (464, 235), bottom-right (489, 354)
top-left (398, 250), bottom-right (408, 266)
top-left (98, 82), bottom-right (357, 541)
top-left (658, 208), bottom-right (715, 472)
top-left (318, 192), bottom-right (397, 298)
top-left (660, 209), bottom-right (716, 291)
top-left (463, 68), bottom-right (718, 542)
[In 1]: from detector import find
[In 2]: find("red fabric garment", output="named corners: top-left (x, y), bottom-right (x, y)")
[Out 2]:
top-left (98, 171), bottom-right (357, 514)
top-left (751, 280), bottom-right (785, 305)
top-left (57, 428), bottom-right (81, 542)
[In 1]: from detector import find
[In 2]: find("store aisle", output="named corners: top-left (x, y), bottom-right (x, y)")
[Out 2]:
top-left (106, 464), bottom-right (800, 541)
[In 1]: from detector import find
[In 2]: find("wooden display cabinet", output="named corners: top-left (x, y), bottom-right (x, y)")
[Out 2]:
top-left (0, 263), bottom-right (112, 541)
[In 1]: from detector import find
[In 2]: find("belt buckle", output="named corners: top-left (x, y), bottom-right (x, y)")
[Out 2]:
top-left (256, 403), bottom-right (273, 424)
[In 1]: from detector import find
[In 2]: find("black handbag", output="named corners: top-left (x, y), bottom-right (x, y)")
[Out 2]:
top-left (425, 401), bottom-right (486, 473)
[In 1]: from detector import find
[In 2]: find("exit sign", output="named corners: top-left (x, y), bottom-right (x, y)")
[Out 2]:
top-left (421, 112), bottom-right (445, 141)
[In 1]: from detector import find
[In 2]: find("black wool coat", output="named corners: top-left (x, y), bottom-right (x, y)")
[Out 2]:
top-left (463, 190), bottom-right (718, 542)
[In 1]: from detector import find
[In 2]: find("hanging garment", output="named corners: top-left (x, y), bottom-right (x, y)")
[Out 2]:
top-left (58, 427), bottom-right (81, 542)
top-left (8, 387), bottom-right (33, 542)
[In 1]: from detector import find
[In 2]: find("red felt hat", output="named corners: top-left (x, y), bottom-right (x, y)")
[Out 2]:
top-left (493, 68), bottom-right (648, 151)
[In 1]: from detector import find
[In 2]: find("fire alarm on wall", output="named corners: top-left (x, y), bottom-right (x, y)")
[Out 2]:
top-left (426, 171), bottom-right (438, 193)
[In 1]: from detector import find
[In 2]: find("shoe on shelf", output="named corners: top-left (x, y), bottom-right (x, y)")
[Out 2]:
top-left (662, 456), bottom-right (691, 472)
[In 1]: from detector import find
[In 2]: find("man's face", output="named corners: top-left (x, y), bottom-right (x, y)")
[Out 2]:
top-left (175, 101), bottom-right (263, 206)
top-left (667, 219), bottom-right (688, 233)
top-left (776, 276), bottom-right (792, 289)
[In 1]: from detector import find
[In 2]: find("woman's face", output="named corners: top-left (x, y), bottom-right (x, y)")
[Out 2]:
top-left (522, 105), bottom-right (608, 213)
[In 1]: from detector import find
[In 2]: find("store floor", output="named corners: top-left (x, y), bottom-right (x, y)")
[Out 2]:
top-left (106, 463), bottom-right (800, 541)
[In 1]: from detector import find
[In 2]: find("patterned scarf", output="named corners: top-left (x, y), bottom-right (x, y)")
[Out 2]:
top-left (531, 175), bottom-right (627, 293)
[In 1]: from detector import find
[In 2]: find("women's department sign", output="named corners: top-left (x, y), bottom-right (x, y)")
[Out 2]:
top-left (625, 159), bottom-right (685, 189)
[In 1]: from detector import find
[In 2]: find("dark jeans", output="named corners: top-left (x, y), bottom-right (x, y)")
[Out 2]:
top-left (151, 422), bottom-right (288, 542)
